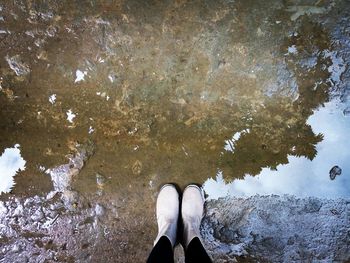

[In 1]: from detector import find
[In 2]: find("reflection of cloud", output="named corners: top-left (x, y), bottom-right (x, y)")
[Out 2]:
top-left (204, 101), bottom-right (350, 199)
top-left (74, 69), bottom-right (87, 83)
top-left (66, 109), bottom-right (76, 123)
top-left (49, 94), bottom-right (56, 104)
top-left (0, 144), bottom-right (26, 194)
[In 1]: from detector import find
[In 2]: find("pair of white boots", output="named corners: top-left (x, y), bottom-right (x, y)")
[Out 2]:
top-left (154, 184), bottom-right (205, 249)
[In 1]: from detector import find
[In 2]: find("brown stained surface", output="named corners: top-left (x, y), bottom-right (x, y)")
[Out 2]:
top-left (0, 0), bottom-right (349, 262)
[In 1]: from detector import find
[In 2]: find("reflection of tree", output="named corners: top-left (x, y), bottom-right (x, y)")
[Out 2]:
top-left (220, 19), bottom-right (331, 181)
top-left (0, 1), bottom-right (338, 192)
top-left (219, 105), bottom-right (324, 179)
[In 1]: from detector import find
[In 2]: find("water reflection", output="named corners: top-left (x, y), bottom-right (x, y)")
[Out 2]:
top-left (66, 109), bottom-right (76, 123)
top-left (75, 69), bottom-right (88, 83)
top-left (286, 5), bottom-right (327, 21)
top-left (204, 100), bottom-right (350, 199)
top-left (49, 94), bottom-right (56, 104)
top-left (0, 0), bottom-right (349, 199)
top-left (0, 144), bottom-right (26, 194)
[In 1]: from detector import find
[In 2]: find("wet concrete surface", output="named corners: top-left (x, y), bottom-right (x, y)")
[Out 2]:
top-left (202, 196), bottom-right (350, 262)
top-left (0, 0), bottom-right (350, 262)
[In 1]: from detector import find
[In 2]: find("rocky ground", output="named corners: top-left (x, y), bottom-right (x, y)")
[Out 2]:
top-left (202, 196), bottom-right (350, 263)
top-left (1, 193), bottom-right (349, 263)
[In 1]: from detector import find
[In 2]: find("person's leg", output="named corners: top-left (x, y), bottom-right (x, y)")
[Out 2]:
top-left (147, 236), bottom-right (174, 263)
top-left (181, 185), bottom-right (212, 263)
top-left (185, 237), bottom-right (212, 263)
top-left (147, 184), bottom-right (179, 263)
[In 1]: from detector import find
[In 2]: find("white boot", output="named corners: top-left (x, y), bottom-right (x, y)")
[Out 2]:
top-left (154, 184), bottom-right (179, 247)
top-left (181, 184), bottom-right (205, 249)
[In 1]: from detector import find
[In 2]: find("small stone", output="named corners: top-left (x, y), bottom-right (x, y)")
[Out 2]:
top-left (303, 198), bottom-right (322, 213)
top-left (13, 204), bottom-right (24, 217)
top-left (96, 173), bottom-right (106, 189)
top-left (287, 236), bottom-right (295, 245)
top-left (343, 107), bottom-right (350, 117)
top-left (329, 165), bottom-right (342, 180)
top-left (95, 204), bottom-right (105, 216)
top-left (5, 55), bottom-right (30, 76)
top-left (112, 207), bottom-right (119, 218)
top-left (330, 209), bottom-right (339, 215)
top-left (31, 208), bottom-right (44, 221)
top-left (61, 190), bottom-right (79, 209)
top-left (45, 208), bottom-right (58, 219)
top-left (12, 244), bottom-right (21, 252)
top-left (1, 88), bottom-right (15, 101)
top-left (23, 198), bottom-right (33, 208)
top-left (46, 25), bottom-right (58, 37)
top-left (0, 201), bottom-right (8, 215)
top-left (257, 27), bottom-right (264, 37)
top-left (37, 50), bottom-right (48, 60)
top-left (132, 160), bottom-right (142, 175)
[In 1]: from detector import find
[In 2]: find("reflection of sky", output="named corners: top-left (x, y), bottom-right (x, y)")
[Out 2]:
top-left (204, 100), bottom-right (350, 199)
top-left (0, 144), bottom-right (26, 194)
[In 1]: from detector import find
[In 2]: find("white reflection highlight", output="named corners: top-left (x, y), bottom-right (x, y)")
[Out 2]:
top-left (75, 69), bottom-right (87, 83)
top-left (49, 94), bottom-right (56, 104)
top-left (0, 144), bottom-right (26, 194)
top-left (66, 109), bottom-right (76, 123)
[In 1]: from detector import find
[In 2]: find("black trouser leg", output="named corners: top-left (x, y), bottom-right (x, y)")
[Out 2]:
top-left (147, 236), bottom-right (174, 263)
top-left (185, 237), bottom-right (212, 263)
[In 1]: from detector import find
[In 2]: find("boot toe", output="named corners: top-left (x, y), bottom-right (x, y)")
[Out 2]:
top-left (182, 185), bottom-right (205, 218)
top-left (156, 184), bottom-right (179, 220)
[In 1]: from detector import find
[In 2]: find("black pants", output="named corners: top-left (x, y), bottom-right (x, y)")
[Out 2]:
top-left (147, 236), bottom-right (212, 263)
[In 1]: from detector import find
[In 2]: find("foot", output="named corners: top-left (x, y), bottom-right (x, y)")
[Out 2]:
top-left (181, 184), bottom-right (205, 249)
top-left (154, 184), bottom-right (179, 247)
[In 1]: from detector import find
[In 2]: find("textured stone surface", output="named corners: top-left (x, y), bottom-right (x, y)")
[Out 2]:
top-left (202, 196), bottom-right (350, 262)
